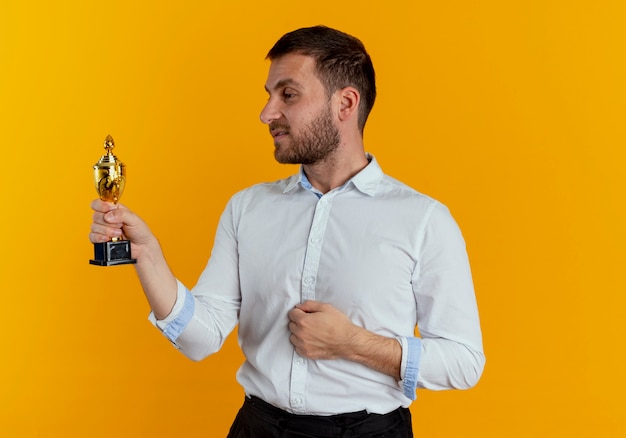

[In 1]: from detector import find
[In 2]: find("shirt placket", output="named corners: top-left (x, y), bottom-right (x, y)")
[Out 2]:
top-left (289, 194), bottom-right (334, 413)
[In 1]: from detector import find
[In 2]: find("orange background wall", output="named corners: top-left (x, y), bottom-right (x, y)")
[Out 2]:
top-left (1, 1), bottom-right (624, 436)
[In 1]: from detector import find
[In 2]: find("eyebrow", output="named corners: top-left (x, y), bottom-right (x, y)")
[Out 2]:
top-left (264, 78), bottom-right (302, 93)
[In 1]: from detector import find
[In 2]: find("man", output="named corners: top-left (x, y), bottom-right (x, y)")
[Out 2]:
top-left (90, 26), bottom-right (485, 437)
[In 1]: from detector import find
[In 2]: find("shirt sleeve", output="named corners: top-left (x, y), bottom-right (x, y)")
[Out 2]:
top-left (147, 196), bottom-right (242, 361)
top-left (397, 336), bottom-right (422, 400)
top-left (411, 201), bottom-right (485, 392)
top-left (148, 280), bottom-right (195, 347)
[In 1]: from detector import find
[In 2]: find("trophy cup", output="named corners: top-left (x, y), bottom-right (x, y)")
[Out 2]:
top-left (89, 135), bottom-right (137, 266)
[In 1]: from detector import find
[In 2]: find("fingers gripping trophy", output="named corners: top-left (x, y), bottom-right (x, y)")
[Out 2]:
top-left (89, 135), bottom-right (137, 266)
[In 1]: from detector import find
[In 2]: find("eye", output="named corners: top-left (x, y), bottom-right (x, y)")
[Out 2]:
top-left (283, 89), bottom-right (297, 101)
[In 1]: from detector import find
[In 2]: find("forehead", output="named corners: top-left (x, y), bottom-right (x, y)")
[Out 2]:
top-left (264, 53), bottom-right (322, 92)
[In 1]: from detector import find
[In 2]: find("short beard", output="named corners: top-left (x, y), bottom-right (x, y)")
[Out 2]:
top-left (273, 106), bottom-right (341, 165)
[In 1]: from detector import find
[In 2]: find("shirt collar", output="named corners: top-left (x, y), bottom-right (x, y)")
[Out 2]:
top-left (350, 154), bottom-right (384, 196)
top-left (283, 153), bottom-right (384, 197)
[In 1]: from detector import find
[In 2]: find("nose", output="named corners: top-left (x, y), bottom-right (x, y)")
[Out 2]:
top-left (260, 98), bottom-right (281, 125)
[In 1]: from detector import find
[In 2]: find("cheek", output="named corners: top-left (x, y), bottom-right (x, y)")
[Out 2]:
top-left (288, 109), bottom-right (318, 129)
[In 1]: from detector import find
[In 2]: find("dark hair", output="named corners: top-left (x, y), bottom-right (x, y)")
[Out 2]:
top-left (266, 25), bottom-right (376, 133)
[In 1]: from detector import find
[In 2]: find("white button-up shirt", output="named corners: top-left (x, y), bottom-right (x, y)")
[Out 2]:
top-left (150, 156), bottom-right (484, 415)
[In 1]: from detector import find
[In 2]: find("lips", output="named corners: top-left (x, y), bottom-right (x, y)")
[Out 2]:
top-left (269, 124), bottom-right (289, 139)
top-left (273, 131), bottom-right (287, 139)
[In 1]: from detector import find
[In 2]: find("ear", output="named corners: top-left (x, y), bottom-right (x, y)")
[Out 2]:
top-left (337, 87), bottom-right (360, 123)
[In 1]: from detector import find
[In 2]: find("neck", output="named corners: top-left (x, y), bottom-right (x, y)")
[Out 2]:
top-left (303, 148), bottom-right (369, 194)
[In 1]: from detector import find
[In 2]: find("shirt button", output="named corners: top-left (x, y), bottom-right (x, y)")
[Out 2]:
top-left (304, 277), bottom-right (313, 285)
top-left (296, 357), bottom-right (304, 365)
top-left (293, 397), bottom-right (303, 405)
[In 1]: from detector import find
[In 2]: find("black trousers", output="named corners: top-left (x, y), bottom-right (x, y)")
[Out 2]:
top-left (227, 396), bottom-right (414, 438)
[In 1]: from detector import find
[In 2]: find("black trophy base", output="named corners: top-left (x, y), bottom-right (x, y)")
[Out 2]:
top-left (90, 240), bottom-right (137, 266)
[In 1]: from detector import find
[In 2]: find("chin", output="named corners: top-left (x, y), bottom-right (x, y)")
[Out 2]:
top-left (274, 154), bottom-right (299, 165)
top-left (274, 145), bottom-right (295, 164)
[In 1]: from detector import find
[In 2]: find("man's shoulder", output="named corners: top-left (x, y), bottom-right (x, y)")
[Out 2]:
top-left (228, 174), bottom-right (298, 204)
top-left (244, 174), bottom-right (295, 192)
top-left (375, 175), bottom-right (459, 232)
top-left (378, 173), bottom-right (438, 204)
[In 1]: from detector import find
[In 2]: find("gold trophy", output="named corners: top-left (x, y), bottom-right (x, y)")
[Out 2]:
top-left (89, 135), bottom-right (137, 266)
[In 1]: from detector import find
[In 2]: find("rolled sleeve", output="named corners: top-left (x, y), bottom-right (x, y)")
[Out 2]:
top-left (148, 280), bottom-right (195, 345)
top-left (398, 336), bottom-right (422, 400)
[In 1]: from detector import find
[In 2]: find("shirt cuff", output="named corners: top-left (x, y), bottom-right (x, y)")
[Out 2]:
top-left (148, 280), bottom-right (195, 345)
top-left (397, 336), bottom-right (422, 400)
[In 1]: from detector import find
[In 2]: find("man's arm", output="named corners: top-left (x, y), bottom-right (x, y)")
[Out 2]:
top-left (411, 202), bottom-right (485, 391)
top-left (288, 300), bottom-right (402, 379)
top-left (89, 199), bottom-right (177, 319)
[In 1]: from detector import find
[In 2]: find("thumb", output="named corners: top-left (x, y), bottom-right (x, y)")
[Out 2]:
top-left (103, 203), bottom-right (132, 225)
top-left (103, 203), bottom-right (152, 244)
top-left (296, 300), bottom-right (325, 313)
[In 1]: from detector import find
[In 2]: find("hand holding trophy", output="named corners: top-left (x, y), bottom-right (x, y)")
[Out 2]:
top-left (89, 135), bottom-right (137, 266)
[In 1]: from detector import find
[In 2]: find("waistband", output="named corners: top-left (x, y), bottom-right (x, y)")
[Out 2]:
top-left (243, 396), bottom-right (410, 436)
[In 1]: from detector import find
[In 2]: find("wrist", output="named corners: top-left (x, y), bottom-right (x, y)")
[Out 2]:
top-left (132, 234), bottom-right (160, 262)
